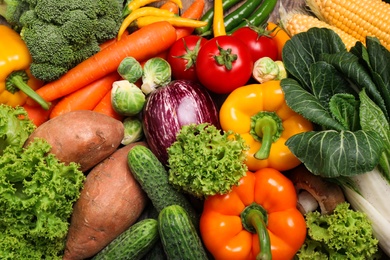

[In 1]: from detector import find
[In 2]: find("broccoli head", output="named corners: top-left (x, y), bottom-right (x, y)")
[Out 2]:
top-left (296, 202), bottom-right (381, 260)
top-left (6, 0), bottom-right (122, 82)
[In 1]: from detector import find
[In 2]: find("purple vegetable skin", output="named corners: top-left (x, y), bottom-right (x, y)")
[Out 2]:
top-left (142, 79), bottom-right (220, 165)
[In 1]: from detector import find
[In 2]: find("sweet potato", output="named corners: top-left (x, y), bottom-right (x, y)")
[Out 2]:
top-left (24, 110), bottom-right (124, 172)
top-left (63, 142), bottom-right (149, 260)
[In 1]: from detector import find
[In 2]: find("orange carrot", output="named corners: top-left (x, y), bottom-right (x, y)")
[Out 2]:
top-left (175, 0), bottom-right (205, 39)
top-left (93, 88), bottom-right (124, 121)
top-left (99, 30), bottom-right (130, 50)
top-left (21, 100), bottom-right (58, 127)
top-left (160, 1), bottom-right (180, 14)
top-left (139, 50), bottom-right (169, 67)
top-left (49, 72), bottom-right (121, 119)
top-left (28, 21), bottom-right (177, 105)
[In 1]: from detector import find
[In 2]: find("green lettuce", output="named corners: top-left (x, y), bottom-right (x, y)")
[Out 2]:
top-left (0, 105), bottom-right (85, 259)
top-left (167, 123), bottom-right (248, 198)
top-left (297, 202), bottom-right (380, 260)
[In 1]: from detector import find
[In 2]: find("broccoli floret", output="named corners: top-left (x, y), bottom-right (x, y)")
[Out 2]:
top-left (6, 0), bottom-right (122, 82)
top-left (296, 202), bottom-right (380, 260)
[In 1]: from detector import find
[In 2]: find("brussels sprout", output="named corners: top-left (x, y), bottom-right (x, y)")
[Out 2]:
top-left (117, 57), bottom-right (143, 83)
top-left (121, 117), bottom-right (143, 145)
top-left (141, 57), bottom-right (172, 95)
top-left (252, 57), bottom-right (286, 83)
top-left (111, 80), bottom-right (145, 116)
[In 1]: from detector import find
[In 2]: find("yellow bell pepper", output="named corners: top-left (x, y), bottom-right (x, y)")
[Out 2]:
top-left (219, 80), bottom-right (313, 172)
top-left (0, 25), bottom-right (50, 110)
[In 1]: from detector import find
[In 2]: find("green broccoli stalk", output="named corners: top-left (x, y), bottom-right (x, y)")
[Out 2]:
top-left (0, 104), bottom-right (85, 259)
top-left (167, 123), bottom-right (248, 199)
top-left (297, 202), bottom-right (381, 260)
top-left (4, 0), bottom-right (122, 82)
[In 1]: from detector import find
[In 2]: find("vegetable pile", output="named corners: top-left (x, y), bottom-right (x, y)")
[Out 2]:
top-left (1, 0), bottom-right (390, 259)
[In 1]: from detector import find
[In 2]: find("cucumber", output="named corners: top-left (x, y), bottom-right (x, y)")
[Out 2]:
top-left (127, 145), bottom-right (199, 228)
top-left (92, 219), bottom-right (159, 260)
top-left (158, 205), bottom-right (208, 260)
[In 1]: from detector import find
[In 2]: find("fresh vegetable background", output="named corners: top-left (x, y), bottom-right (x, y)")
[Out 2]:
top-left (0, 0), bottom-right (390, 259)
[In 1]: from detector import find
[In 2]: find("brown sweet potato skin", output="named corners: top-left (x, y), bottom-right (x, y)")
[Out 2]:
top-left (63, 142), bottom-right (148, 260)
top-left (24, 110), bottom-right (124, 172)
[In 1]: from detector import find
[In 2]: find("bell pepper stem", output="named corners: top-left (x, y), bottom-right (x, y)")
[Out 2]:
top-left (241, 204), bottom-right (272, 260)
top-left (253, 115), bottom-right (277, 160)
top-left (7, 71), bottom-right (51, 110)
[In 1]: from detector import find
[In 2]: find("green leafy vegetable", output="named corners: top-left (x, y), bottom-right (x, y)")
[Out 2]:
top-left (167, 123), bottom-right (248, 198)
top-left (111, 80), bottom-right (146, 116)
top-left (297, 202), bottom-right (380, 260)
top-left (0, 104), bottom-right (35, 154)
top-left (141, 57), bottom-right (172, 95)
top-left (0, 104), bottom-right (85, 259)
top-left (5, 0), bottom-right (122, 82)
top-left (117, 57), bottom-right (143, 84)
top-left (281, 27), bottom-right (389, 177)
top-left (121, 116), bottom-right (143, 145)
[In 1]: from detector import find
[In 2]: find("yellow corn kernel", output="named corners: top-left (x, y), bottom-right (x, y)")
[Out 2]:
top-left (307, 0), bottom-right (390, 50)
top-left (282, 12), bottom-right (360, 50)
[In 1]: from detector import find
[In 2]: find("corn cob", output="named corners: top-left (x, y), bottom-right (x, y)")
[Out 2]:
top-left (281, 12), bottom-right (360, 50)
top-left (306, 0), bottom-right (390, 50)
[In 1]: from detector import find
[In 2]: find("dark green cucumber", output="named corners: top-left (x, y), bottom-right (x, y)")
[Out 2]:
top-left (194, 0), bottom-right (243, 36)
top-left (223, 0), bottom-right (264, 33)
top-left (227, 0), bottom-right (278, 34)
top-left (92, 219), bottom-right (159, 260)
top-left (158, 205), bottom-right (208, 260)
top-left (127, 145), bottom-right (199, 228)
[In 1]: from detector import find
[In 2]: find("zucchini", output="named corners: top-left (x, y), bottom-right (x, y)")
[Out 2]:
top-left (127, 145), bottom-right (199, 227)
top-left (158, 205), bottom-right (208, 260)
top-left (92, 218), bottom-right (159, 260)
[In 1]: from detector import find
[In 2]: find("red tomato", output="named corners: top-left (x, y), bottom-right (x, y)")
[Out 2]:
top-left (167, 35), bottom-right (208, 82)
top-left (231, 26), bottom-right (278, 63)
top-left (195, 35), bottom-right (253, 94)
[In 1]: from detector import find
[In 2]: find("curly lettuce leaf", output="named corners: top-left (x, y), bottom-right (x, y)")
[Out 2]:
top-left (0, 138), bottom-right (85, 259)
top-left (301, 202), bottom-right (379, 260)
top-left (0, 104), bottom-right (36, 154)
top-left (167, 123), bottom-right (248, 198)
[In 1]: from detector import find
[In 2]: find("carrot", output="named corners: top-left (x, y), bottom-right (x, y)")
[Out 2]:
top-left (93, 88), bottom-right (124, 121)
top-left (175, 0), bottom-right (205, 39)
top-left (49, 72), bottom-right (121, 119)
top-left (99, 30), bottom-right (130, 50)
top-left (28, 21), bottom-right (177, 105)
top-left (21, 100), bottom-right (58, 127)
top-left (139, 50), bottom-right (169, 67)
top-left (160, 1), bottom-right (180, 14)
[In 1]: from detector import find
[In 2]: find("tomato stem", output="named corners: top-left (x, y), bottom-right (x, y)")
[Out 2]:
top-left (213, 41), bottom-right (237, 70)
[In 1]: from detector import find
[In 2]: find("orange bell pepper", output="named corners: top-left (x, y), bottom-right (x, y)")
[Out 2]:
top-left (200, 168), bottom-right (306, 260)
top-left (219, 80), bottom-right (313, 172)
